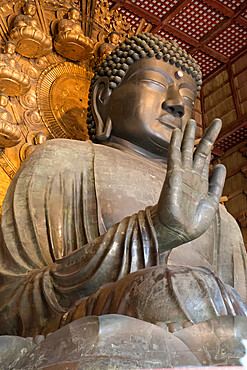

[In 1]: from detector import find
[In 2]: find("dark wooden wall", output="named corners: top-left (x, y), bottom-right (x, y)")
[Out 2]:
top-left (202, 52), bottom-right (247, 248)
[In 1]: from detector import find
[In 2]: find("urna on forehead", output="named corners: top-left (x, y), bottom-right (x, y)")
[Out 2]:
top-left (91, 33), bottom-right (202, 92)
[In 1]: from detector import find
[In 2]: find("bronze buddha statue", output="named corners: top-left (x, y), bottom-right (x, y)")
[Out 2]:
top-left (0, 33), bottom-right (246, 366)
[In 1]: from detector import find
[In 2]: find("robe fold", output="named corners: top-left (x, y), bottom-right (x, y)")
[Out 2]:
top-left (0, 139), bottom-right (246, 336)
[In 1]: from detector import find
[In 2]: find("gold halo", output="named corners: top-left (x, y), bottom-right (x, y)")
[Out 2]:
top-left (36, 62), bottom-right (93, 140)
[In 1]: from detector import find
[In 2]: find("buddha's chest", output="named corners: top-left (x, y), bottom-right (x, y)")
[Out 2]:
top-left (94, 145), bottom-right (166, 232)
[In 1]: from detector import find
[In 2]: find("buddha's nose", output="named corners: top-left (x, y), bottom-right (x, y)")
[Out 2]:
top-left (162, 85), bottom-right (184, 118)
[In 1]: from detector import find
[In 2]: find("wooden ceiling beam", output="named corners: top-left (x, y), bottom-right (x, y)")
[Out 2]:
top-left (203, 46), bottom-right (247, 84)
top-left (236, 15), bottom-right (247, 28)
top-left (212, 147), bottom-right (225, 156)
top-left (117, 0), bottom-right (160, 24)
top-left (202, 0), bottom-right (233, 18)
top-left (110, 0), bottom-right (127, 11)
top-left (195, 18), bottom-right (232, 50)
top-left (164, 24), bottom-right (198, 46)
top-left (215, 113), bottom-right (247, 144)
top-left (227, 62), bottom-right (242, 119)
top-left (152, 0), bottom-right (191, 33)
top-left (200, 45), bottom-right (228, 63)
top-left (189, 2), bottom-right (247, 58)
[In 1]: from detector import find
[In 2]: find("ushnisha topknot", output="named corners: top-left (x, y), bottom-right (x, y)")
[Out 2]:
top-left (87, 32), bottom-right (202, 140)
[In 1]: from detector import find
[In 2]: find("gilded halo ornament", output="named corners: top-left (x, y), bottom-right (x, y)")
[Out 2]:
top-left (36, 62), bottom-right (93, 140)
top-left (53, 7), bottom-right (94, 61)
top-left (0, 42), bottom-right (31, 96)
top-left (9, 1), bottom-right (52, 58)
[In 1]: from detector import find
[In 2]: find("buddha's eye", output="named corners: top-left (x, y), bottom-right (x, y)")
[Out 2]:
top-left (182, 95), bottom-right (195, 108)
top-left (140, 79), bottom-right (167, 92)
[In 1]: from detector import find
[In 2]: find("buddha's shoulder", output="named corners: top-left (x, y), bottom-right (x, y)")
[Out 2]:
top-left (21, 139), bottom-right (126, 169)
top-left (30, 139), bottom-right (146, 164)
top-left (26, 139), bottom-right (95, 160)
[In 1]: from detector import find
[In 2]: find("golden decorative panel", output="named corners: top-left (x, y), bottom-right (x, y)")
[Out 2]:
top-left (9, 1), bottom-right (52, 59)
top-left (53, 7), bottom-right (94, 61)
top-left (36, 62), bottom-right (92, 140)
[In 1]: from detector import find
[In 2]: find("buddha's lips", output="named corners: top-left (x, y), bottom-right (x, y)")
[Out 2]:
top-left (157, 117), bottom-right (182, 131)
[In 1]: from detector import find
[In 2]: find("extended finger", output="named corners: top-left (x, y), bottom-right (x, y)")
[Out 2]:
top-left (208, 164), bottom-right (226, 205)
top-left (201, 151), bottom-right (211, 179)
top-left (181, 119), bottom-right (197, 169)
top-left (193, 119), bottom-right (222, 174)
top-left (167, 128), bottom-right (182, 172)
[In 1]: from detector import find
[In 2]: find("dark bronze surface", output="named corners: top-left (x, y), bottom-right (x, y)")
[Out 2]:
top-left (1, 316), bottom-right (247, 368)
top-left (0, 33), bottom-right (247, 367)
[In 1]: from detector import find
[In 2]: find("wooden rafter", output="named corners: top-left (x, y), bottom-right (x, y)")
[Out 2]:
top-left (110, 0), bottom-right (160, 24)
top-left (110, 0), bottom-right (127, 11)
top-left (236, 15), bottom-right (247, 28)
top-left (190, 2), bottom-right (247, 54)
top-left (203, 0), bottom-right (233, 18)
top-left (212, 147), bottom-right (224, 156)
top-left (203, 45), bottom-right (247, 85)
top-left (227, 62), bottom-right (242, 119)
top-left (151, 0), bottom-right (191, 34)
top-left (195, 45), bottom-right (228, 64)
top-left (164, 24), bottom-right (198, 46)
top-left (215, 113), bottom-right (247, 144)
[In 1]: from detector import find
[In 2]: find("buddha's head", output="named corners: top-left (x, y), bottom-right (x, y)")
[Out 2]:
top-left (87, 33), bottom-right (202, 158)
top-left (108, 32), bottom-right (120, 46)
top-left (4, 41), bottom-right (16, 56)
top-left (23, 1), bottom-right (36, 17)
top-left (0, 94), bottom-right (9, 108)
top-left (68, 7), bottom-right (80, 22)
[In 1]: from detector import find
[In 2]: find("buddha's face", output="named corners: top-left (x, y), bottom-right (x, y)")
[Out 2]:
top-left (109, 33), bottom-right (119, 45)
top-left (68, 8), bottom-right (80, 21)
top-left (0, 95), bottom-right (8, 108)
top-left (24, 2), bottom-right (36, 16)
top-left (102, 58), bottom-right (198, 157)
top-left (5, 43), bottom-right (16, 56)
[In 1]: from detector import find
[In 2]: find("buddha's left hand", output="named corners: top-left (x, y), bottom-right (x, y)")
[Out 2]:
top-left (154, 119), bottom-right (226, 250)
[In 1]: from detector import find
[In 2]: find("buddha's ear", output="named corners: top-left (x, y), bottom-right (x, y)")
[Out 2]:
top-left (91, 76), bottom-right (112, 141)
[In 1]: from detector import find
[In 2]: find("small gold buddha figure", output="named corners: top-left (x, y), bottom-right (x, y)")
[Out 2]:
top-left (10, 1), bottom-right (52, 58)
top-left (0, 93), bottom-right (22, 148)
top-left (0, 41), bottom-right (20, 71)
top-left (13, 0), bottom-right (38, 29)
top-left (54, 7), bottom-right (94, 61)
top-left (98, 31), bottom-right (120, 60)
top-left (0, 42), bottom-right (30, 96)
top-left (57, 7), bottom-right (82, 36)
top-left (22, 131), bottom-right (48, 159)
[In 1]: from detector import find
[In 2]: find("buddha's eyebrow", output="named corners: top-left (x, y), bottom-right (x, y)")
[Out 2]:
top-left (179, 82), bottom-right (197, 95)
top-left (126, 67), bottom-right (174, 84)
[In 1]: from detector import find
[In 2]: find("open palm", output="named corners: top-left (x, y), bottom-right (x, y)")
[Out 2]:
top-left (157, 119), bottom-right (226, 244)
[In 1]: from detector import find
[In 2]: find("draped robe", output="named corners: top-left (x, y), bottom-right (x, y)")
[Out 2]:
top-left (0, 139), bottom-right (246, 336)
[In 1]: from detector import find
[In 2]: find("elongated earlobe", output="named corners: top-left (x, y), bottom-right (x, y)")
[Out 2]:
top-left (91, 77), bottom-right (112, 141)
top-left (96, 116), bottom-right (112, 141)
